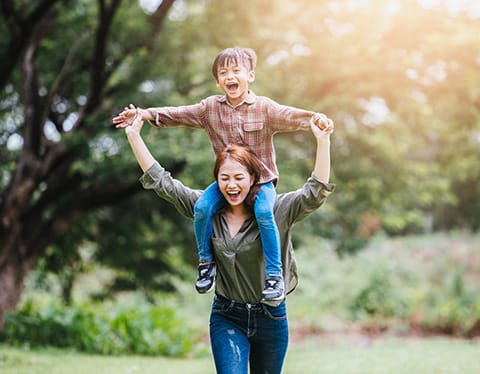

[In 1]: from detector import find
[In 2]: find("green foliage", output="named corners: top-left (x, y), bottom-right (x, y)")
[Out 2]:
top-left (1, 300), bottom-right (203, 357)
top-left (411, 268), bottom-right (480, 336)
top-left (3, 0), bottom-right (480, 317)
top-left (349, 268), bottom-right (409, 319)
top-left (289, 232), bottom-right (480, 336)
top-left (91, 193), bottom-right (196, 295)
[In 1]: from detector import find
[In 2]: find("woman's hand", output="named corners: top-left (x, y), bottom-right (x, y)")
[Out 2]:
top-left (310, 116), bottom-right (333, 141)
top-left (312, 113), bottom-right (334, 132)
top-left (124, 107), bottom-right (144, 137)
top-left (122, 105), bottom-right (155, 172)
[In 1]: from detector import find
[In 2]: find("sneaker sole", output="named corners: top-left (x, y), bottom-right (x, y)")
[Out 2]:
top-left (196, 281), bottom-right (216, 294)
top-left (262, 294), bottom-right (285, 301)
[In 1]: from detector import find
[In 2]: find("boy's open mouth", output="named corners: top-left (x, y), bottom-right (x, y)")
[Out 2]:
top-left (226, 83), bottom-right (238, 92)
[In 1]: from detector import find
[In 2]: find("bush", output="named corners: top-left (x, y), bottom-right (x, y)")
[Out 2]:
top-left (0, 299), bottom-right (204, 357)
top-left (410, 269), bottom-right (480, 336)
top-left (349, 267), bottom-right (409, 319)
top-left (291, 232), bottom-right (480, 337)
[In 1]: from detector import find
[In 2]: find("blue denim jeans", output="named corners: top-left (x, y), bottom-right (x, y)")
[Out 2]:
top-left (209, 294), bottom-right (289, 374)
top-left (194, 181), bottom-right (282, 275)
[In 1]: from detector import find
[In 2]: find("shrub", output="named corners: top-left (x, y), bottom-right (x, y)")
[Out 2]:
top-left (0, 299), bottom-right (204, 357)
top-left (292, 233), bottom-right (480, 337)
top-left (410, 269), bottom-right (480, 335)
top-left (349, 267), bottom-right (409, 320)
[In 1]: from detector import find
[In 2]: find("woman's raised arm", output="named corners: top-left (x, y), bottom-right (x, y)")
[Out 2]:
top-left (310, 120), bottom-right (333, 184)
top-left (124, 111), bottom-right (156, 172)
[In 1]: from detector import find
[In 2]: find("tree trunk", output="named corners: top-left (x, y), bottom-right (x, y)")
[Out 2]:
top-left (0, 240), bottom-right (37, 329)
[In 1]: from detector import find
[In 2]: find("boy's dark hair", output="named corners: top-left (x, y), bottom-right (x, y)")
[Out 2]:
top-left (211, 47), bottom-right (257, 80)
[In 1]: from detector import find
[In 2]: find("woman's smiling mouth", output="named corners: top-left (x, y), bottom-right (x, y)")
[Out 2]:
top-left (226, 190), bottom-right (241, 202)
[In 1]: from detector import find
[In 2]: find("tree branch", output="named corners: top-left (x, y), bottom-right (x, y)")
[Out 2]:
top-left (103, 0), bottom-right (177, 103)
top-left (41, 29), bottom-right (92, 128)
top-left (150, 0), bottom-right (176, 35)
top-left (0, 0), bottom-right (59, 89)
top-left (0, 0), bottom-right (20, 34)
top-left (84, 0), bottom-right (122, 114)
top-left (24, 157), bottom-right (187, 262)
top-left (26, 176), bottom-right (142, 262)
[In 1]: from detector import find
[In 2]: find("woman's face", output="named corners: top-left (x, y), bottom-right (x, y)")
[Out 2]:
top-left (217, 158), bottom-right (255, 208)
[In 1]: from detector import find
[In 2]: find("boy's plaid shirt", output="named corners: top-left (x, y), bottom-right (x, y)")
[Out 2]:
top-left (148, 91), bottom-right (315, 184)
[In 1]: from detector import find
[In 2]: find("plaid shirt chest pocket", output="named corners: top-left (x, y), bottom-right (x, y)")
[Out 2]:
top-left (243, 121), bottom-right (264, 132)
top-left (242, 121), bottom-right (265, 145)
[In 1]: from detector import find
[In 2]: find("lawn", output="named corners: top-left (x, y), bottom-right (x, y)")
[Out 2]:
top-left (1, 335), bottom-right (479, 374)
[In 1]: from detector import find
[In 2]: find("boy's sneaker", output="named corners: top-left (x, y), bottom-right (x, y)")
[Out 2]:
top-left (195, 262), bottom-right (216, 294)
top-left (261, 274), bottom-right (285, 301)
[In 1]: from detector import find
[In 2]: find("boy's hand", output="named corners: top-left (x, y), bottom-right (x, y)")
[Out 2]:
top-left (312, 113), bottom-right (334, 132)
top-left (113, 104), bottom-right (141, 128)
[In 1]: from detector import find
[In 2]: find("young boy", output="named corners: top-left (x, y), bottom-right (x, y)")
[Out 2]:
top-left (113, 46), bottom-right (333, 301)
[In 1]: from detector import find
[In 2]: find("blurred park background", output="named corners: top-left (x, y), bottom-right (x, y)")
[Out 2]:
top-left (1, 0), bottom-right (480, 372)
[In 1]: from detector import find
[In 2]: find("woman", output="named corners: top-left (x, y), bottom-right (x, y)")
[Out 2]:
top-left (123, 111), bottom-right (334, 374)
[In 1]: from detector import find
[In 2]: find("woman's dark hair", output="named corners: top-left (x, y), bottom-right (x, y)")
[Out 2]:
top-left (213, 144), bottom-right (262, 211)
top-left (211, 47), bottom-right (257, 80)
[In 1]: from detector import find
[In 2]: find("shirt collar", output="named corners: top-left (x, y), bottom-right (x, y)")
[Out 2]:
top-left (216, 90), bottom-right (257, 107)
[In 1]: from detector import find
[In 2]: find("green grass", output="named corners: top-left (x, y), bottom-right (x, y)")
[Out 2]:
top-left (0, 344), bottom-right (213, 373)
top-left (287, 335), bottom-right (480, 374)
top-left (1, 336), bottom-right (480, 374)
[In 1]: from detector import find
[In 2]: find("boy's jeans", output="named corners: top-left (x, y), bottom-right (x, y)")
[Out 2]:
top-left (194, 181), bottom-right (282, 275)
top-left (209, 295), bottom-right (288, 374)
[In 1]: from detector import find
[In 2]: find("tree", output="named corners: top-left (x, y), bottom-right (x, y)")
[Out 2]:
top-left (0, 0), bottom-right (177, 326)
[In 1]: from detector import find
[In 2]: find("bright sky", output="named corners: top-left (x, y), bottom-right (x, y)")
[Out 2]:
top-left (139, 0), bottom-right (480, 18)
top-left (418, 0), bottom-right (480, 17)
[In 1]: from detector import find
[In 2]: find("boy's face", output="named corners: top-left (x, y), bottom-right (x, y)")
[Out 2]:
top-left (216, 61), bottom-right (255, 107)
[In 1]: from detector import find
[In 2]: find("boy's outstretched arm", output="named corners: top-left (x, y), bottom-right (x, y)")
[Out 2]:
top-left (113, 104), bottom-right (154, 128)
top-left (114, 102), bottom-right (205, 130)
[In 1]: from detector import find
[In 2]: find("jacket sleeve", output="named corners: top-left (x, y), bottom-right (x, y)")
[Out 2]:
top-left (139, 162), bottom-right (202, 220)
top-left (275, 174), bottom-right (335, 226)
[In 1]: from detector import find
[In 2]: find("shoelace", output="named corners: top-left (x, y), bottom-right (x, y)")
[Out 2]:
top-left (199, 269), bottom-right (208, 276)
top-left (265, 279), bottom-right (279, 290)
